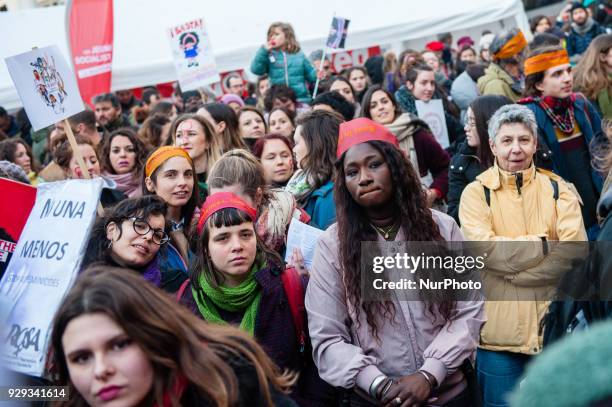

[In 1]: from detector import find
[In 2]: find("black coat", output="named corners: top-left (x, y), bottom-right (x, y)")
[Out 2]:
top-left (180, 352), bottom-right (298, 407)
top-left (447, 142), bottom-right (485, 224)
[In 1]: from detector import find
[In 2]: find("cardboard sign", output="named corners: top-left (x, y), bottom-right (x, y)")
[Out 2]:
top-left (0, 178), bottom-right (104, 376)
top-left (415, 99), bottom-right (450, 149)
top-left (5, 46), bottom-right (85, 131)
top-left (168, 18), bottom-right (220, 92)
top-left (0, 179), bottom-right (36, 278)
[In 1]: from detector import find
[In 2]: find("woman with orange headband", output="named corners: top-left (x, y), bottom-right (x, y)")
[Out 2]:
top-left (519, 45), bottom-right (604, 239)
top-left (142, 146), bottom-right (200, 285)
top-left (177, 192), bottom-right (337, 406)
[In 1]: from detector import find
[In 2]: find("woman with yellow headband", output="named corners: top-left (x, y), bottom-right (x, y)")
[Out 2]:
top-left (519, 45), bottom-right (604, 240)
top-left (142, 146), bottom-right (200, 284)
top-left (477, 28), bottom-right (528, 102)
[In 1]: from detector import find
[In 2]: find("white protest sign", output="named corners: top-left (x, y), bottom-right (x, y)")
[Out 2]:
top-left (5, 46), bottom-right (84, 131)
top-left (284, 218), bottom-right (324, 269)
top-left (168, 18), bottom-right (220, 92)
top-left (415, 99), bottom-right (450, 149)
top-left (0, 178), bottom-right (104, 376)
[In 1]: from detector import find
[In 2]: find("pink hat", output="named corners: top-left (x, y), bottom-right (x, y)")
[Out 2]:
top-left (337, 118), bottom-right (399, 158)
top-left (220, 93), bottom-right (245, 107)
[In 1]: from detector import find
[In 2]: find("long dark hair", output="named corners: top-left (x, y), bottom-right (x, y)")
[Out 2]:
top-left (190, 207), bottom-right (283, 289)
top-left (141, 149), bottom-right (200, 236)
top-left (360, 85), bottom-right (402, 122)
top-left (294, 110), bottom-right (341, 201)
top-left (469, 95), bottom-right (513, 168)
top-left (97, 127), bottom-right (149, 175)
top-left (51, 264), bottom-right (295, 407)
top-left (201, 103), bottom-right (247, 151)
top-left (335, 141), bottom-right (455, 339)
top-left (0, 137), bottom-right (40, 173)
top-left (82, 195), bottom-right (167, 269)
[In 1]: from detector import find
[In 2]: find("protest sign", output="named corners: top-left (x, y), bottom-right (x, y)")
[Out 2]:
top-left (0, 178), bottom-right (104, 376)
top-left (284, 218), bottom-right (324, 269)
top-left (5, 46), bottom-right (84, 131)
top-left (415, 99), bottom-right (450, 149)
top-left (0, 179), bottom-right (36, 278)
top-left (67, 0), bottom-right (114, 107)
top-left (326, 17), bottom-right (350, 49)
top-left (168, 18), bottom-right (220, 92)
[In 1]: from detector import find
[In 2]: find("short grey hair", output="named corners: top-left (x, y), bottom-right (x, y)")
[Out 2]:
top-left (488, 104), bottom-right (538, 141)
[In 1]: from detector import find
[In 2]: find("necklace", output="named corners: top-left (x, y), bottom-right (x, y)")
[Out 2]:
top-left (371, 222), bottom-right (399, 240)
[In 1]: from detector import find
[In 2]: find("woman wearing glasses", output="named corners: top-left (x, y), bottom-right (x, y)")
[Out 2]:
top-left (82, 195), bottom-right (188, 293)
top-left (446, 95), bottom-right (512, 224)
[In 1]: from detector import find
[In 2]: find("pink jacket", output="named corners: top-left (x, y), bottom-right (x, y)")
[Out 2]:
top-left (305, 210), bottom-right (485, 404)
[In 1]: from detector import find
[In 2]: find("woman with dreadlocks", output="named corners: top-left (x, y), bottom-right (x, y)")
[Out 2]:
top-left (305, 118), bottom-right (484, 407)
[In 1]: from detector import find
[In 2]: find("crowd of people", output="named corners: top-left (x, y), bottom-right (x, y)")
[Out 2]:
top-left (0, 1), bottom-right (611, 406)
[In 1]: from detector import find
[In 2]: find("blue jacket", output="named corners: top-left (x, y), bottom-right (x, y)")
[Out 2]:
top-left (521, 95), bottom-right (604, 193)
top-left (250, 46), bottom-right (317, 103)
top-left (566, 22), bottom-right (607, 57)
top-left (303, 181), bottom-right (336, 231)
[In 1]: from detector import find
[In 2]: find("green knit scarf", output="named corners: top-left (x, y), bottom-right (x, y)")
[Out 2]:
top-left (192, 261), bottom-right (262, 335)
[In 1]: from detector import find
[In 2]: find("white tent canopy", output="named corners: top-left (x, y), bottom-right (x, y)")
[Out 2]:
top-left (0, 0), bottom-right (530, 110)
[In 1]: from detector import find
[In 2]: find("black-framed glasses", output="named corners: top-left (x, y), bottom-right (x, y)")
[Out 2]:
top-left (128, 217), bottom-right (169, 245)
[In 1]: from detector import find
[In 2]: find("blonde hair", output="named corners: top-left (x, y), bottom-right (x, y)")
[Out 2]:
top-left (383, 51), bottom-right (397, 74)
top-left (169, 113), bottom-right (222, 175)
top-left (267, 22), bottom-right (301, 53)
top-left (573, 34), bottom-right (612, 100)
top-left (207, 149), bottom-right (267, 204)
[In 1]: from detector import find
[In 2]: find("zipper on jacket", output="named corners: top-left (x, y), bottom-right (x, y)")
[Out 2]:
top-left (283, 51), bottom-right (289, 86)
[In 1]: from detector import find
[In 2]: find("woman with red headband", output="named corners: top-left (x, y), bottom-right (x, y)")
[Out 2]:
top-left (177, 192), bottom-right (337, 406)
top-left (306, 118), bottom-right (484, 407)
top-left (519, 45), bottom-right (604, 239)
top-left (142, 146), bottom-right (200, 283)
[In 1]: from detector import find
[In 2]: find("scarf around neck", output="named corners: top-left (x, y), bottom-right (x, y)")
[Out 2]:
top-left (103, 171), bottom-right (141, 198)
top-left (572, 17), bottom-right (595, 36)
top-left (192, 260), bottom-right (263, 335)
top-left (285, 169), bottom-right (313, 203)
top-left (520, 94), bottom-right (577, 134)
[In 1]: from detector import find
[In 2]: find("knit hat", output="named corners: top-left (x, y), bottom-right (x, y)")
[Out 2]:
top-left (479, 33), bottom-right (495, 50)
top-left (570, 1), bottom-right (586, 12)
top-left (510, 321), bottom-right (612, 407)
top-left (457, 36), bottom-right (475, 50)
top-left (0, 160), bottom-right (30, 184)
top-left (220, 93), bottom-right (245, 107)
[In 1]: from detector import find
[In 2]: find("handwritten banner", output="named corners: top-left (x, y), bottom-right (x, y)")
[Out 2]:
top-left (0, 178), bottom-right (104, 376)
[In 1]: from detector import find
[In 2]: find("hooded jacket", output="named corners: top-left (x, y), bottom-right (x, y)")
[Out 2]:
top-left (459, 163), bottom-right (587, 354)
top-left (477, 63), bottom-right (521, 102)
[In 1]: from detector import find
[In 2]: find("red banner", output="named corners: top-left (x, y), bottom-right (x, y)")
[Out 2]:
top-left (67, 0), bottom-right (114, 107)
top-left (0, 178), bottom-right (36, 276)
top-left (330, 46), bottom-right (382, 73)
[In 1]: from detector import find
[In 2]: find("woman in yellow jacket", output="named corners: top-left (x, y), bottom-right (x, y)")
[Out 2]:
top-left (459, 104), bottom-right (586, 407)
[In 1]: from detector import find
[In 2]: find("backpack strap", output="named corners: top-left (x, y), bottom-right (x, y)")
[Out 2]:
top-left (482, 178), bottom-right (558, 207)
top-left (483, 185), bottom-right (491, 207)
top-left (281, 266), bottom-right (306, 354)
top-left (176, 279), bottom-right (190, 301)
top-left (550, 179), bottom-right (559, 201)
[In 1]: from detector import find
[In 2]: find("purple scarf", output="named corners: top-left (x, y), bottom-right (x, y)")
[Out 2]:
top-left (142, 255), bottom-right (162, 287)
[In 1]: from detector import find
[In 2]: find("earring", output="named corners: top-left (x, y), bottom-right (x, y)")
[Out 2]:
top-left (107, 241), bottom-right (113, 249)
